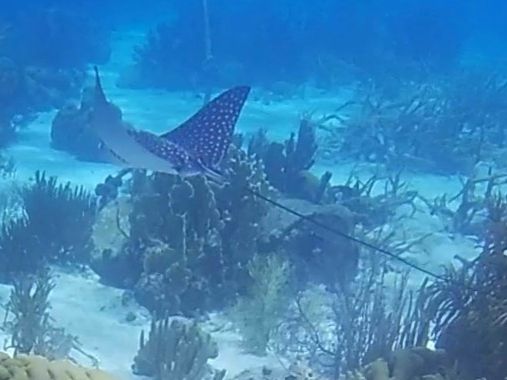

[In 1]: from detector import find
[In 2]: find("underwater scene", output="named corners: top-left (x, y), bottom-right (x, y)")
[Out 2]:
top-left (1, 0), bottom-right (507, 379)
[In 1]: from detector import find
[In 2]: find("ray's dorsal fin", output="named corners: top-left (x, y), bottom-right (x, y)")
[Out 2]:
top-left (162, 86), bottom-right (251, 168)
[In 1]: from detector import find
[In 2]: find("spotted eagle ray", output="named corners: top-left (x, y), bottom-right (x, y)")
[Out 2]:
top-left (89, 67), bottom-right (451, 282)
top-left (89, 67), bottom-right (250, 182)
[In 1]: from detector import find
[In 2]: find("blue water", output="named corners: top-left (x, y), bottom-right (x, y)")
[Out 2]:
top-left (0, 1), bottom-right (506, 379)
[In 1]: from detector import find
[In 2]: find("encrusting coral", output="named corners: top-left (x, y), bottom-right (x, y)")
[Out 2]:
top-left (260, 198), bottom-right (359, 287)
top-left (133, 317), bottom-right (225, 380)
top-left (341, 347), bottom-right (455, 380)
top-left (0, 352), bottom-right (116, 380)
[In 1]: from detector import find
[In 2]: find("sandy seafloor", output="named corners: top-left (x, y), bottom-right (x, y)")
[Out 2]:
top-left (0, 30), bottom-right (484, 378)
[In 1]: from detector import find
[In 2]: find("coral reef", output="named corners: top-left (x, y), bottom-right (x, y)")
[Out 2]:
top-left (274, 256), bottom-right (432, 378)
top-left (260, 198), bottom-right (359, 287)
top-left (0, 56), bottom-right (85, 146)
top-left (133, 316), bottom-right (225, 380)
top-left (326, 72), bottom-right (507, 174)
top-left (0, 172), bottom-right (97, 278)
top-left (0, 352), bottom-right (116, 380)
top-left (90, 148), bottom-right (363, 316)
top-left (419, 167), bottom-right (507, 236)
top-left (19, 171), bottom-right (97, 264)
top-left (50, 86), bottom-right (104, 161)
top-left (91, 148), bottom-right (271, 315)
top-left (428, 195), bottom-right (507, 380)
top-left (329, 171), bottom-right (418, 228)
top-left (90, 135), bottom-right (388, 317)
top-left (246, 121), bottom-right (417, 231)
top-left (247, 118), bottom-right (331, 203)
top-left (342, 347), bottom-right (456, 380)
top-left (90, 197), bottom-right (135, 287)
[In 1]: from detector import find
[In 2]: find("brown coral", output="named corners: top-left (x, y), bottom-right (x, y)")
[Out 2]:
top-left (0, 352), bottom-right (116, 380)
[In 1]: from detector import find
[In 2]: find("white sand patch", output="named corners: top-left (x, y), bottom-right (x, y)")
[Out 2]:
top-left (0, 269), bottom-right (146, 379)
top-left (0, 269), bottom-right (282, 380)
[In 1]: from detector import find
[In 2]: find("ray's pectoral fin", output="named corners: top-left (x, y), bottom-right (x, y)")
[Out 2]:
top-left (161, 85), bottom-right (251, 169)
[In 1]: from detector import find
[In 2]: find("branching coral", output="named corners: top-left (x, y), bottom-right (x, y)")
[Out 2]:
top-left (124, 2), bottom-right (467, 89)
top-left (329, 170), bottom-right (418, 228)
top-left (0, 171), bottom-right (97, 278)
top-left (2, 269), bottom-right (85, 362)
top-left (128, 18), bottom-right (206, 89)
top-left (20, 171), bottom-right (97, 264)
top-left (419, 168), bottom-right (507, 236)
top-left (275, 255), bottom-right (432, 379)
top-left (3, 269), bottom-right (54, 355)
top-left (247, 118), bottom-right (331, 203)
top-left (428, 194), bottom-right (507, 379)
top-left (231, 253), bottom-right (292, 355)
top-left (133, 317), bottom-right (225, 380)
top-left (327, 71), bottom-right (507, 174)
